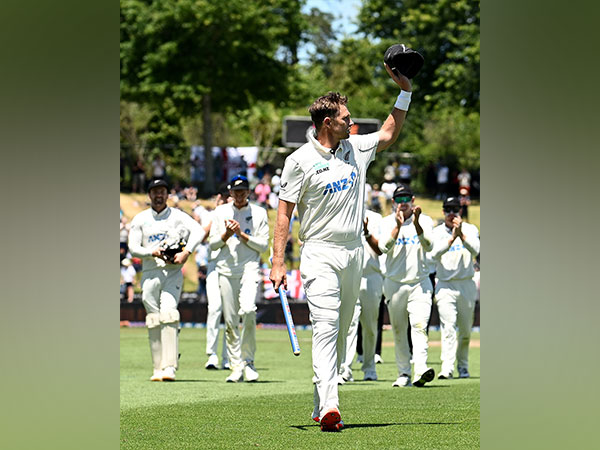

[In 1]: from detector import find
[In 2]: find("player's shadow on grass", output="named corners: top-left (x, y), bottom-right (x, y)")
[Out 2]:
top-left (290, 421), bottom-right (462, 431)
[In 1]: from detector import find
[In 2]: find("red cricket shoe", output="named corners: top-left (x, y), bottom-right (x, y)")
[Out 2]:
top-left (320, 408), bottom-right (344, 432)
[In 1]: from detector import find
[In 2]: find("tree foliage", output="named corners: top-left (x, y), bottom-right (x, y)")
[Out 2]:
top-left (358, 0), bottom-right (480, 112)
top-left (120, 0), bottom-right (479, 194)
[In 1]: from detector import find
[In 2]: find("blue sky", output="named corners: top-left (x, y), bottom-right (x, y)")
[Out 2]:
top-left (299, 0), bottom-right (362, 63)
top-left (303, 0), bottom-right (361, 36)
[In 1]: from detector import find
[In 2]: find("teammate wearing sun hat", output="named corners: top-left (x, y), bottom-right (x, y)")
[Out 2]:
top-left (128, 179), bottom-right (206, 382)
top-left (378, 183), bottom-right (436, 388)
top-left (431, 196), bottom-right (480, 379)
top-left (209, 174), bottom-right (270, 383)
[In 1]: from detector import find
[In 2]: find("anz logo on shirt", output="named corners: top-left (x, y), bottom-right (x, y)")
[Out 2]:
top-left (148, 233), bottom-right (167, 243)
top-left (322, 171), bottom-right (357, 196)
top-left (396, 234), bottom-right (421, 246)
top-left (448, 243), bottom-right (465, 252)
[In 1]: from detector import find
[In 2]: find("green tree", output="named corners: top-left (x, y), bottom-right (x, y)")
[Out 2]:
top-left (121, 0), bottom-right (306, 192)
top-left (358, 0), bottom-right (480, 112)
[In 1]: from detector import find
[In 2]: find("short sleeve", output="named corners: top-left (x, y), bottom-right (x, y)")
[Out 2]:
top-left (348, 132), bottom-right (379, 167)
top-left (278, 156), bottom-right (304, 204)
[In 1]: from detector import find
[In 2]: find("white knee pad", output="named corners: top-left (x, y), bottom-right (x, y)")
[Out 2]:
top-left (146, 313), bottom-right (161, 329)
top-left (159, 309), bottom-right (180, 324)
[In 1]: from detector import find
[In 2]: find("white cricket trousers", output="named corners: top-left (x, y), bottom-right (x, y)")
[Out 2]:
top-left (341, 271), bottom-right (384, 375)
top-left (435, 278), bottom-right (478, 372)
top-left (205, 266), bottom-right (227, 361)
top-left (383, 277), bottom-right (433, 378)
top-left (219, 270), bottom-right (260, 372)
top-left (141, 267), bottom-right (183, 370)
top-left (300, 240), bottom-right (363, 418)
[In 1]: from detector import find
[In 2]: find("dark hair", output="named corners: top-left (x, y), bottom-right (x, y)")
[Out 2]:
top-left (308, 92), bottom-right (348, 132)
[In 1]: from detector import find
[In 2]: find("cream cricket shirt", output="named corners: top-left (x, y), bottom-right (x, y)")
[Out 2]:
top-left (208, 202), bottom-right (269, 277)
top-left (430, 222), bottom-right (480, 281)
top-left (362, 209), bottom-right (383, 275)
top-left (278, 129), bottom-right (379, 246)
top-left (128, 207), bottom-right (206, 272)
top-left (379, 213), bottom-right (434, 284)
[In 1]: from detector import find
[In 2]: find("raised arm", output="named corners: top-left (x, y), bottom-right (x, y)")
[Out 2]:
top-left (377, 64), bottom-right (413, 153)
top-left (269, 199), bottom-right (295, 290)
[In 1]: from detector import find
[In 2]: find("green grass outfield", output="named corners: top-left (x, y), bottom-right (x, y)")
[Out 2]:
top-left (121, 327), bottom-right (480, 449)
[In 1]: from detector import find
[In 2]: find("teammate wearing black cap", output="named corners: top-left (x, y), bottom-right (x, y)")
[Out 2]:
top-left (209, 175), bottom-right (270, 383)
top-left (431, 197), bottom-right (480, 379)
top-left (378, 184), bottom-right (436, 388)
top-left (128, 179), bottom-right (206, 381)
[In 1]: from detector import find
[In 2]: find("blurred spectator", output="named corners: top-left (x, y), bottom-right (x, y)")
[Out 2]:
top-left (398, 161), bottom-right (412, 185)
top-left (195, 242), bottom-right (209, 302)
top-left (271, 168), bottom-right (282, 194)
top-left (370, 183), bottom-right (382, 212)
top-left (457, 168), bottom-right (471, 194)
top-left (254, 177), bottom-right (271, 208)
top-left (436, 164), bottom-right (449, 200)
top-left (381, 175), bottom-right (397, 210)
top-left (458, 187), bottom-right (471, 221)
top-left (365, 182), bottom-right (372, 206)
top-left (383, 162), bottom-right (396, 183)
top-left (268, 191), bottom-right (279, 210)
top-left (131, 157), bottom-right (146, 193)
top-left (120, 258), bottom-right (137, 303)
top-left (151, 154), bottom-right (166, 181)
top-left (120, 216), bottom-right (131, 261)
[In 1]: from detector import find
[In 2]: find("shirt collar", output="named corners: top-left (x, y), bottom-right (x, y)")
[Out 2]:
top-left (152, 206), bottom-right (170, 218)
top-left (307, 128), bottom-right (342, 156)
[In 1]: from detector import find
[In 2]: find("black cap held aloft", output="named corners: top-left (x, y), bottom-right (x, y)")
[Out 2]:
top-left (384, 43), bottom-right (424, 79)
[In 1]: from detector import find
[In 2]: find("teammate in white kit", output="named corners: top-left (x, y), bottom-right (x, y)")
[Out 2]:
top-left (379, 184), bottom-right (435, 388)
top-left (431, 197), bottom-right (480, 379)
top-left (200, 186), bottom-right (230, 370)
top-left (270, 64), bottom-right (413, 432)
top-left (339, 209), bottom-right (385, 383)
top-left (209, 175), bottom-right (269, 382)
top-left (128, 179), bottom-right (206, 382)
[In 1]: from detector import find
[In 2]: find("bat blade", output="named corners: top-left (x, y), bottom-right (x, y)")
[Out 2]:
top-left (278, 286), bottom-right (301, 356)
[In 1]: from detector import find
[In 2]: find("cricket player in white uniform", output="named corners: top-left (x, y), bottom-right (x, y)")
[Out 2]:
top-left (431, 196), bottom-right (480, 379)
top-left (202, 188), bottom-right (231, 370)
top-left (209, 175), bottom-right (269, 383)
top-left (128, 179), bottom-right (206, 381)
top-left (379, 184), bottom-right (435, 388)
top-left (339, 209), bottom-right (385, 382)
top-left (270, 64), bottom-right (413, 432)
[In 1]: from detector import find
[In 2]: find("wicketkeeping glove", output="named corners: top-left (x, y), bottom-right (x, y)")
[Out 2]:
top-left (384, 43), bottom-right (424, 79)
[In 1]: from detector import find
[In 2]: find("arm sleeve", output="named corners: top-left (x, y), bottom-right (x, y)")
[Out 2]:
top-left (377, 220), bottom-right (396, 254)
top-left (209, 209), bottom-right (227, 251)
top-left (181, 212), bottom-right (206, 254)
top-left (430, 231), bottom-right (452, 260)
top-left (349, 133), bottom-right (379, 168)
top-left (244, 208), bottom-right (270, 254)
top-left (461, 224), bottom-right (480, 256)
top-left (127, 219), bottom-right (153, 257)
top-left (417, 217), bottom-right (434, 252)
top-left (278, 157), bottom-right (305, 204)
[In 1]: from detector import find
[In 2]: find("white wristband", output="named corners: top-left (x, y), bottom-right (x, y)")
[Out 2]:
top-left (394, 90), bottom-right (412, 111)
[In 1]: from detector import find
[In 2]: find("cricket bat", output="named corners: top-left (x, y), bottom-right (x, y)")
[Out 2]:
top-left (278, 285), bottom-right (301, 356)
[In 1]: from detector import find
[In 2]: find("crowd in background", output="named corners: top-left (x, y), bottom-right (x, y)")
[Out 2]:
top-left (120, 159), bottom-right (479, 303)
